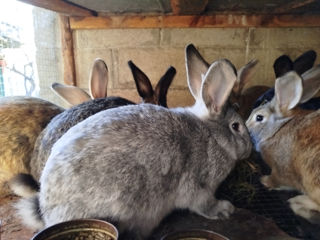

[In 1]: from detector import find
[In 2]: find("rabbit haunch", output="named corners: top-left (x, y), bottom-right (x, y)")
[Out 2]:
top-left (0, 96), bottom-right (63, 196)
top-left (16, 46), bottom-right (252, 238)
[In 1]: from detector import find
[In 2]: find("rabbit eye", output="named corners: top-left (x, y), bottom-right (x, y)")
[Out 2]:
top-left (231, 122), bottom-right (240, 131)
top-left (256, 115), bottom-right (264, 122)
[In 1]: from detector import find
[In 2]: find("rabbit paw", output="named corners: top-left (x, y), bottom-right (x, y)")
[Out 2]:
top-left (206, 200), bottom-right (235, 220)
top-left (288, 195), bottom-right (320, 222)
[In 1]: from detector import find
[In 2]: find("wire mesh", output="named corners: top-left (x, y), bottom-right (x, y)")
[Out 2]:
top-left (217, 154), bottom-right (320, 240)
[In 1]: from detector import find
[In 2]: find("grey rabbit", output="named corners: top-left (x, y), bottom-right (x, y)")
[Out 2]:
top-left (10, 58), bottom-right (176, 197)
top-left (16, 44), bottom-right (252, 238)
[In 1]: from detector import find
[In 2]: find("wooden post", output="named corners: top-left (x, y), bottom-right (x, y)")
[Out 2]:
top-left (60, 15), bottom-right (76, 86)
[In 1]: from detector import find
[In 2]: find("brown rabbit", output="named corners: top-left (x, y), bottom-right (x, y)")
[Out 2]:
top-left (246, 65), bottom-right (320, 224)
top-left (0, 96), bottom-right (63, 196)
top-left (230, 59), bottom-right (269, 119)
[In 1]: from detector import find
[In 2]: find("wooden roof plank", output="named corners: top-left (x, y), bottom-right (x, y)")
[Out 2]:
top-left (70, 15), bottom-right (320, 29)
top-left (170, 0), bottom-right (208, 15)
top-left (273, 0), bottom-right (316, 14)
top-left (17, 0), bottom-right (96, 17)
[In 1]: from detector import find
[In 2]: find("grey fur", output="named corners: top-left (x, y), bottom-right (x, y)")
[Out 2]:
top-left (10, 59), bottom-right (175, 197)
top-left (17, 50), bottom-right (252, 238)
top-left (45, 60), bottom-right (249, 235)
top-left (30, 97), bottom-right (134, 181)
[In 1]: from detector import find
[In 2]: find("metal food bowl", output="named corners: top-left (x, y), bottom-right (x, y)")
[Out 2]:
top-left (161, 229), bottom-right (229, 240)
top-left (31, 219), bottom-right (118, 240)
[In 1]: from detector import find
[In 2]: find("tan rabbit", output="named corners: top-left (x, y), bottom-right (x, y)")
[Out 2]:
top-left (0, 96), bottom-right (63, 196)
top-left (246, 65), bottom-right (320, 224)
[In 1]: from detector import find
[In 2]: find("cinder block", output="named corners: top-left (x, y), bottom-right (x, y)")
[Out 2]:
top-left (247, 28), bottom-right (268, 48)
top-left (166, 89), bottom-right (194, 108)
top-left (108, 88), bottom-right (194, 108)
top-left (199, 47), bottom-right (247, 69)
top-left (107, 89), bottom-right (141, 103)
top-left (161, 28), bottom-right (249, 48)
top-left (268, 28), bottom-right (320, 48)
top-left (115, 47), bottom-right (187, 89)
top-left (74, 48), bottom-right (113, 89)
top-left (74, 29), bottom-right (160, 49)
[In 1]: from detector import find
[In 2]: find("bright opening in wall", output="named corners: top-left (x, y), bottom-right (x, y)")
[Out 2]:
top-left (0, 0), bottom-right (39, 97)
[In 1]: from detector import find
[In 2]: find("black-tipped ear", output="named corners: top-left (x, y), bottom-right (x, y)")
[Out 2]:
top-left (273, 55), bottom-right (293, 78)
top-left (128, 60), bottom-right (154, 99)
top-left (154, 66), bottom-right (176, 107)
top-left (293, 50), bottom-right (317, 75)
top-left (185, 44), bottom-right (210, 99)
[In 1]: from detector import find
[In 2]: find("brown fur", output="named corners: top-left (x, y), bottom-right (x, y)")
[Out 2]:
top-left (231, 85), bottom-right (270, 120)
top-left (259, 107), bottom-right (320, 206)
top-left (0, 96), bottom-right (62, 196)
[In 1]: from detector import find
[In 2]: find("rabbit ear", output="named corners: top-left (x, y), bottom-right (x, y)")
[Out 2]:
top-left (275, 71), bottom-right (303, 112)
top-left (154, 66), bottom-right (176, 107)
top-left (128, 60), bottom-right (154, 100)
top-left (185, 44), bottom-right (210, 100)
top-left (89, 58), bottom-right (109, 99)
top-left (202, 59), bottom-right (237, 114)
top-left (293, 50), bottom-right (317, 75)
top-left (300, 65), bottom-right (320, 103)
top-left (51, 82), bottom-right (91, 106)
top-left (233, 59), bottom-right (258, 96)
top-left (273, 55), bottom-right (293, 78)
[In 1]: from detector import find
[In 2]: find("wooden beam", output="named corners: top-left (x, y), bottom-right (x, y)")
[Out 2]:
top-left (17, 0), bottom-right (96, 17)
top-left (60, 15), bottom-right (76, 86)
top-left (274, 0), bottom-right (316, 14)
top-left (70, 15), bottom-right (320, 29)
top-left (170, 0), bottom-right (208, 15)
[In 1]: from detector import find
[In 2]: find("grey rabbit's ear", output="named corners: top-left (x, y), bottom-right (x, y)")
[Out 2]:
top-left (128, 60), bottom-right (154, 100)
top-left (89, 58), bottom-right (109, 99)
top-left (233, 59), bottom-right (258, 97)
top-left (300, 64), bottom-right (320, 103)
top-left (185, 44), bottom-right (210, 100)
top-left (275, 71), bottom-right (303, 112)
top-left (293, 50), bottom-right (317, 75)
top-left (154, 66), bottom-right (176, 108)
top-left (51, 82), bottom-right (91, 106)
top-left (273, 55), bottom-right (293, 78)
top-left (202, 59), bottom-right (237, 114)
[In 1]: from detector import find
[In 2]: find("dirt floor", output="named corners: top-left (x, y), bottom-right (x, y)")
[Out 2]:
top-left (0, 195), bottom-right (35, 240)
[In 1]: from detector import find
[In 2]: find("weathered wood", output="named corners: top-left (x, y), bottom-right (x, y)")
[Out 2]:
top-left (60, 15), bottom-right (76, 86)
top-left (17, 0), bottom-right (96, 17)
top-left (170, 0), bottom-right (208, 15)
top-left (274, 0), bottom-right (316, 14)
top-left (70, 15), bottom-right (320, 29)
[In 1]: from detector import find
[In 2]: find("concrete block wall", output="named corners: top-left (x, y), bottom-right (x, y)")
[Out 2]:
top-left (73, 27), bottom-right (320, 108)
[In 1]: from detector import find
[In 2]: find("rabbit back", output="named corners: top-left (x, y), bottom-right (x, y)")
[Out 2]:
top-left (40, 103), bottom-right (248, 236)
top-left (0, 96), bottom-right (63, 196)
top-left (30, 97), bottom-right (134, 180)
